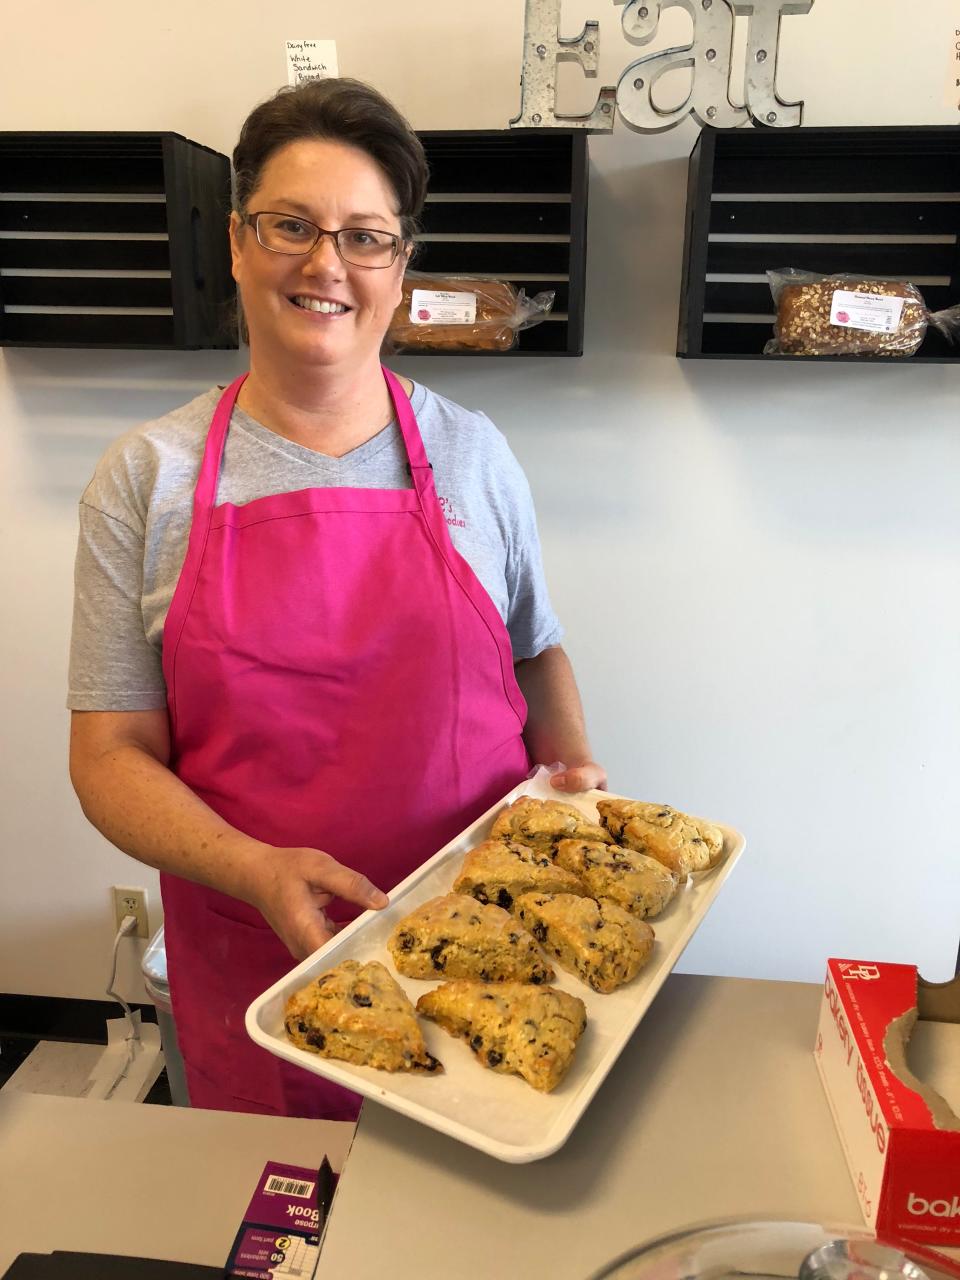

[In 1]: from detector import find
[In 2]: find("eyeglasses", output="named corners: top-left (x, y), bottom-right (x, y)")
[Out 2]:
top-left (244, 211), bottom-right (404, 269)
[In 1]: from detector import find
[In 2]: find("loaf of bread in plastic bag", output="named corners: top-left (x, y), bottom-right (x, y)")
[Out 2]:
top-left (766, 272), bottom-right (931, 356)
top-left (388, 275), bottom-right (553, 352)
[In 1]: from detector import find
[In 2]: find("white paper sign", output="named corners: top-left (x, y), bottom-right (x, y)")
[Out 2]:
top-left (830, 289), bottom-right (905, 334)
top-left (285, 39), bottom-right (338, 86)
top-left (410, 289), bottom-right (477, 326)
top-left (946, 25), bottom-right (960, 111)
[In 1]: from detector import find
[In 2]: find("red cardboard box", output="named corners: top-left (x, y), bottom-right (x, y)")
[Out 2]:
top-left (814, 959), bottom-right (960, 1245)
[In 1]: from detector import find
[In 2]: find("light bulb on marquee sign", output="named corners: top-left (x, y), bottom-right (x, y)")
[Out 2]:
top-left (509, 0), bottom-right (813, 132)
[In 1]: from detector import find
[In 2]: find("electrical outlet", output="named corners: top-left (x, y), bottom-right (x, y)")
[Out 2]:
top-left (112, 886), bottom-right (149, 939)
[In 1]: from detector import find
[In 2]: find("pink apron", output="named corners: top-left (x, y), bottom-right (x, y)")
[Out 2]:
top-left (160, 370), bottom-right (531, 1118)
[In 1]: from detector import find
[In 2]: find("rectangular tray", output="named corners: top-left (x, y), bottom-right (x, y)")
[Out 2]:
top-left (246, 771), bottom-right (745, 1163)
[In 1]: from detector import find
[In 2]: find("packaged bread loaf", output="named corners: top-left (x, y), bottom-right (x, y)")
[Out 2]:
top-left (388, 272), bottom-right (554, 352)
top-left (764, 269), bottom-right (960, 357)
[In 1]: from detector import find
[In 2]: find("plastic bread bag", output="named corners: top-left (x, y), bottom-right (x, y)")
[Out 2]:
top-left (763, 268), bottom-right (960, 357)
top-left (387, 272), bottom-right (555, 352)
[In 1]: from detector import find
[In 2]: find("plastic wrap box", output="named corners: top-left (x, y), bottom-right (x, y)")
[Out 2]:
top-left (814, 958), bottom-right (960, 1244)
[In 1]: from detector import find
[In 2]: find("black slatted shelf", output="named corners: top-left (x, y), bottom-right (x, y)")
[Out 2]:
top-left (678, 125), bottom-right (960, 363)
top-left (410, 130), bottom-right (588, 356)
top-left (0, 132), bottom-right (236, 350)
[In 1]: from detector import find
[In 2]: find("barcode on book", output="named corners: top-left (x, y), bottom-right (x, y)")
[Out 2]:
top-left (264, 1174), bottom-right (316, 1198)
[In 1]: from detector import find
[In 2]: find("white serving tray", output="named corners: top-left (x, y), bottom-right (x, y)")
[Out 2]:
top-left (246, 769), bottom-right (745, 1163)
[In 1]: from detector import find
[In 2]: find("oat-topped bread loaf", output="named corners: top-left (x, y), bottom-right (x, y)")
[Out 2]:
top-left (555, 838), bottom-right (679, 919)
top-left (388, 893), bottom-right (554, 984)
top-left (284, 959), bottom-right (442, 1074)
top-left (417, 980), bottom-right (587, 1092)
top-left (771, 277), bottom-right (927, 357)
top-left (514, 893), bottom-right (654, 994)
top-left (490, 796), bottom-right (611, 855)
top-left (453, 838), bottom-right (587, 910)
top-left (597, 799), bottom-right (724, 878)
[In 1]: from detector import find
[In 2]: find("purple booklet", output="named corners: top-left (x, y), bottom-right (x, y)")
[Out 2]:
top-left (224, 1159), bottom-right (338, 1279)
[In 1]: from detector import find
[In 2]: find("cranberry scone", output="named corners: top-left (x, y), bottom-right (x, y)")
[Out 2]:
top-left (514, 893), bottom-right (654, 994)
top-left (596, 799), bottom-right (724, 877)
top-left (284, 960), bottom-right (442, 1074)
top-left (555, 838), bottom-right (679, 919)
top-left (489, 796), bottom-right (611, 854)
top-left (388, 893), bottom-right (554, 984)
top-left (452, 838), bottom-right (587, 911)
top-left (416, 980), bottom-right (587, 1092)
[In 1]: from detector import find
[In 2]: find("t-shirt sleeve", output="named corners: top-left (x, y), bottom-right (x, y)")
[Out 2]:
top-left (488, 425), bottom-right (564, 661)
top-left (68, 496), bottom-right (167, 712)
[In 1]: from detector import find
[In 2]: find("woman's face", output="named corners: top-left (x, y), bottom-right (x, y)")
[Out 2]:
top-left (229, 138), bottom-right (409, 373)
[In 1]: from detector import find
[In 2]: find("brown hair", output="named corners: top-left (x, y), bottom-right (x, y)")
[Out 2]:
top-left (232, 78), bottom-right (429, 239)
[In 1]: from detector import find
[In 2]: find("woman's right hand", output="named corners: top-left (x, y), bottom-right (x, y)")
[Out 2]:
top-left (244, 845), bottom-right (390, 961)
top-left (69, 711), bottom-right (389, 960)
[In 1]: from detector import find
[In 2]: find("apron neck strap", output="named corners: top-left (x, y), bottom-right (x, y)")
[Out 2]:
top-left (197, 369), bottom-right (428, 514)
top-left (382, 366), bottom-right (431, 475)
top-left (195, 374), bottom-right (248, 514)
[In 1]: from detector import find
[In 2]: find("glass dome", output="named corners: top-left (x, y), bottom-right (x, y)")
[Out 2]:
top-left (589, 1217), bottom-right (960, 1280)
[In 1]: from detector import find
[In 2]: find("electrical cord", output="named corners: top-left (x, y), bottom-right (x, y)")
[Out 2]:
top-left (101, 913), bottom-right (141, 1099)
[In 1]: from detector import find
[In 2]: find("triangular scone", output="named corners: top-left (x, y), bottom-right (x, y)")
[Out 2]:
top-left (596, 799), bottom-right (724, 877)
top-left (514, 893), bottom-right (654, 994)
top-left (284, 960), bottom-right (442, 1074)
top-left (453, 838), bottom-right (588, 910)
top-left (555, 838), bottom-right (679, 919)
top-left (388, 894), bottom-right (554, 984)
top-left (489, 796), bottom-right (612, 854)
top-left (417, 981), bottom-right (586, 1092)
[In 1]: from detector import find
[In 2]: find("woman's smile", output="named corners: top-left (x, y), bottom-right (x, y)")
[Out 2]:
top-left (230, 138), bottom-right (408, 371)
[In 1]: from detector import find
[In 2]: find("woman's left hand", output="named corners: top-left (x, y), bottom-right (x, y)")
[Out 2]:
top-left (548, 760), bottom-right (608, 793)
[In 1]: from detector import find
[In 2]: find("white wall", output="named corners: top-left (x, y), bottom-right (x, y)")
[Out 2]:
top-left (2, 0), bottom-right (958, 1003)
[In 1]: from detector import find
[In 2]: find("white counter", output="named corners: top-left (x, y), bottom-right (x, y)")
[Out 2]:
top-left (0, 1091), bottom-right (354, 1273)
top-left (318, 973), bottom-right (860, 1279)
top-left (0, 975), bottom-right (873, 1279)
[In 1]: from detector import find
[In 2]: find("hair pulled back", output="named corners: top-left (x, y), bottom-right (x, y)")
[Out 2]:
top-left (233, 77), bottom-right (428, 240)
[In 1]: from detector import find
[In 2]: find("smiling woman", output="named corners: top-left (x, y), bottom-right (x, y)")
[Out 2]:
top-left (67, 78), bottom-right (605, 1122)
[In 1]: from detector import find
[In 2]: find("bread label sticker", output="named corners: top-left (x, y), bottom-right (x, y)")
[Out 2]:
top-left (830, 289), bottom-right (905, 334)
top-left (410, 290), bottom-right (477, 326)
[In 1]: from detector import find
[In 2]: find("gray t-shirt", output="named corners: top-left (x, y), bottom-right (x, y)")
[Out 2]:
top-left (68, 379), bottom-right (562, 711)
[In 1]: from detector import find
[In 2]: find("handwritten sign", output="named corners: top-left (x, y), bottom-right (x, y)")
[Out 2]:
top-left (946, 25), bottom-right (960, 111)
top-left (285, 39), bottom-right (339, 86)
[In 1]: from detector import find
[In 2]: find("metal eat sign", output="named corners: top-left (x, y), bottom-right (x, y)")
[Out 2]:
top-left (510, 0), bottom-right (814, 132)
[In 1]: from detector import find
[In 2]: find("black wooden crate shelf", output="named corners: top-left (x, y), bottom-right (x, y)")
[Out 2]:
top-left (412, 130), bottom-right (588, 356)
top-left (678, 125), bottom-right (960, 363)
top-left (0, 132), bottom-right (235, 350)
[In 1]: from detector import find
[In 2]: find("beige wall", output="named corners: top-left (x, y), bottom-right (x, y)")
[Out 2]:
top-left (2, 0), bottom-right (959, 1002)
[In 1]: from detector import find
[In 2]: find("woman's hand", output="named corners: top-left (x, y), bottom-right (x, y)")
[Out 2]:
top-left (549, 761), bottom-right (608, 794)
top-left (246, 846), bottom-right (390, 961)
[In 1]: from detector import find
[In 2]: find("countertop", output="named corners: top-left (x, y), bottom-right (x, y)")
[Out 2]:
top-left (0, 974), bottom-right (867, 1279)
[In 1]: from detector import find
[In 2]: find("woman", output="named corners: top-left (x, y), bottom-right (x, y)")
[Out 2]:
top-left (69, 78), bottom-right (605, 1119)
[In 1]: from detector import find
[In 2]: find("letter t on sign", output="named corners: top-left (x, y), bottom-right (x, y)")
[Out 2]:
top-left (731, 0), bottom-right (813, 127)
top-left (510, 0), bottom-right (616, 130)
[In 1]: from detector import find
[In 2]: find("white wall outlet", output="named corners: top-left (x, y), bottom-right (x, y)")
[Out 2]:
top-left (112, 886), bottom-right (149, 939)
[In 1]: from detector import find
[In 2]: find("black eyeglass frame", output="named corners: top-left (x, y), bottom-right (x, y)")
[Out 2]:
top-left (243, 210), bottom-right (405, 269)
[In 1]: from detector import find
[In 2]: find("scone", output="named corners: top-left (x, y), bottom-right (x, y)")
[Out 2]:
top-left (490, 796), bottom-right (612, 854)
top-left (453, 838), bottom-right (588, 910)
top-left (514, 893), bottom-right (654, 994)
top-left (388, 893), bottom-right (554, 984)
top-left (416, 980), bottom-right (587, 1092)
top-left (597, 799), bottom-right (724, 877)
top-left (555, 838), bottom-right (679, 919)
top-left (284, 960), bottom-right (442, 1074)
